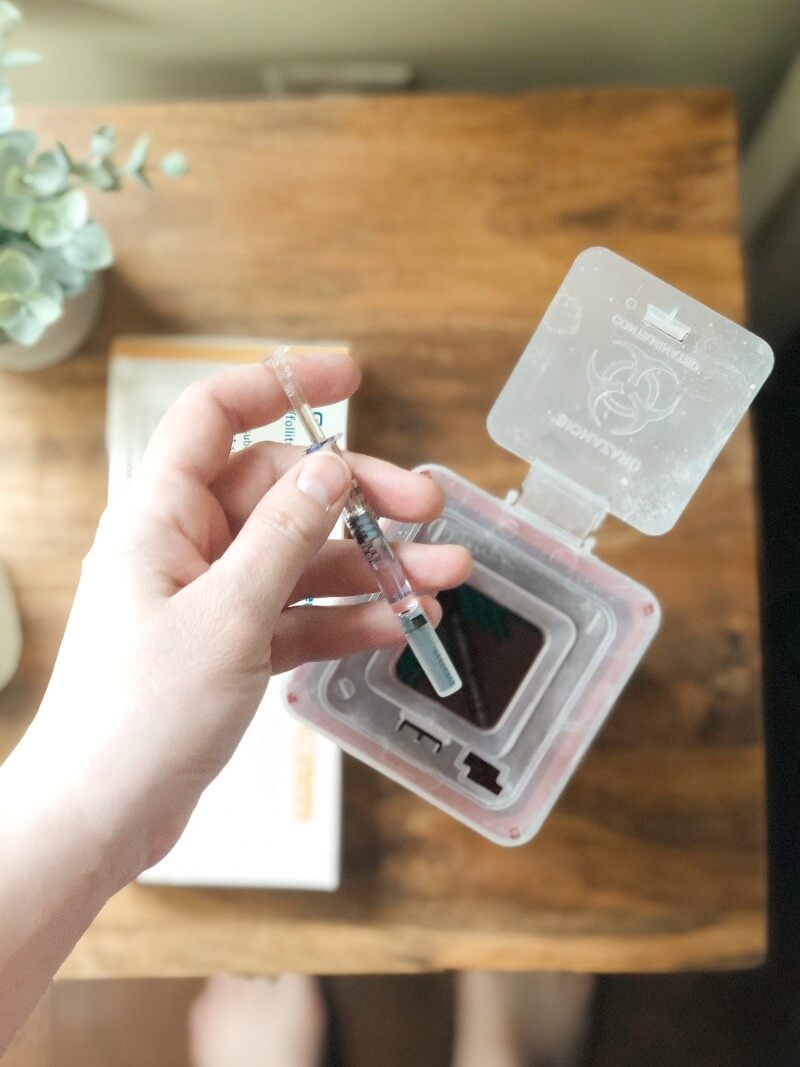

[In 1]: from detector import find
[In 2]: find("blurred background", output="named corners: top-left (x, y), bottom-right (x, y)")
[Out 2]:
top-left (8, 2), bottom-right (800, 1064)
top-left (11, 0), bottom-right (800, 134)
top-left (11, 0), bottom-right (800, 345)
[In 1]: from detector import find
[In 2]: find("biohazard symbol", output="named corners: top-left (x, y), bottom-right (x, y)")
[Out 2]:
top-left (587, 341), bottom-right (681, 437)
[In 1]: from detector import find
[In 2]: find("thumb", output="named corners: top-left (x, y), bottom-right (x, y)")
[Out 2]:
top-left (213, 449), bottom-right (352, 623)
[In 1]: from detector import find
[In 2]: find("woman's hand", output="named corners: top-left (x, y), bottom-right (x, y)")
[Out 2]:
top-left (10, 349), bottom-right (471, 889)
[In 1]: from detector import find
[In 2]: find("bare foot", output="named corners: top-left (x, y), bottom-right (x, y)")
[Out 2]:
top-left (502, 972), bottom-right (595, 1067)
top-left (452, 971), bottom-right (524, 1067)
top-left (188, 973), bottom-right (325, 1067)
top-left (452, 971), bottom-right (594, 1067)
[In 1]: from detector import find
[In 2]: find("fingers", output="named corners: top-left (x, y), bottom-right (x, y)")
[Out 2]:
top-left (289, 540), bottom-right (472, 603)
top-left (271, 595), bottom-right (443, 675)
top-left (140, 348), bottom-right (359, 487)
top-left (209, 450), bottom-right (352, 622)
top-left (212, 441), bottom-right (444, 533)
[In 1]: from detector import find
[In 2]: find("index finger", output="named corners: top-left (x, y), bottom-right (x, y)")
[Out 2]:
top-left (141, 347), bottom-right (360, 486)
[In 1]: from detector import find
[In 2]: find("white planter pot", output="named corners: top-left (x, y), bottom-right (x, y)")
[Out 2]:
top-left (0, 562), bottom-right (21, 693)
top-left (0, 274), bottom-right (103, 372)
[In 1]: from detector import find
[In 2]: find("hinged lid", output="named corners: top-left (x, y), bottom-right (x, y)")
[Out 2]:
top-left (488, 247), bottom-right (774, 535)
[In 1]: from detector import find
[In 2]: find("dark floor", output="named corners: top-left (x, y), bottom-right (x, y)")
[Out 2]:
top-left (49, 975), bottom-right (454, 1067)
top-left (47, 967), bottom-right (800, 1067)
top-left (588, 969), bottom-right (800, 1067)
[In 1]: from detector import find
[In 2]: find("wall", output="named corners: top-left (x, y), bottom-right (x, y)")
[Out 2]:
top-left (14, 0), bottom-right (800, 138)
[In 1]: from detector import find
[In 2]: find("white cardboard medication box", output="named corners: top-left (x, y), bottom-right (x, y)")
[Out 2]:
top-left (106, 335), bottom-right (347, 890)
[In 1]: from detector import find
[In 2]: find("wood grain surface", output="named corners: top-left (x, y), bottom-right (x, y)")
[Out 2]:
top-left (0, 92), bottom-right (766, 975)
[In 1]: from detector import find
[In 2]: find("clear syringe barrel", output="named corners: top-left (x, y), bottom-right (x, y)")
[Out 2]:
top-left (343, 491), bottom-right (461, 697)
top-left (268, 346), bottom-right (462, 698)
top-left (343, 491), bottom-right (413, 605)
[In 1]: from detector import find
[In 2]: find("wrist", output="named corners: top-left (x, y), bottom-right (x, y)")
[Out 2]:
top-left (0, 722), bottom-right (138, 902)
top-left (0, 729), bottom-right (132, 1050)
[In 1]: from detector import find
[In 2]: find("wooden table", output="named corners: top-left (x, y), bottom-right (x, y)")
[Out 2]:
top-left (0, 92), bottom-right (766, 975)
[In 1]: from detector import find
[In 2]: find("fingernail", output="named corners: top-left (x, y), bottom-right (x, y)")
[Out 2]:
top-left (296, 452), bottom-right (351, 508)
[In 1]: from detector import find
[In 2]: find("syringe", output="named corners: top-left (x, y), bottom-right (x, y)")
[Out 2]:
top-left (269, 346), bottom-right (462, 698)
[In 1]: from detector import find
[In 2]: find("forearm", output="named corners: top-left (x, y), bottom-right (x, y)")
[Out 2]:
top-left (0, 733), bottom-right (122, 1053)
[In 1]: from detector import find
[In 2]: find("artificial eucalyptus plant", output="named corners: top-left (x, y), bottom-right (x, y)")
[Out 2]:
top-left (0, 1), bottom-right (186, 345)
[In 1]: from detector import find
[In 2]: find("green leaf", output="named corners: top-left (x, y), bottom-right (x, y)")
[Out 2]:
top-left (0, 187), bottom-right (31, 232)
top-left (61, 270), bottom-right (89, 296)
top-left (55, 140), bottom-right (73, 166)
top-left (26, 189), bottom-right (88, 248)
top-left (4, 306), bottom-right (47, 344)
top-left (0, 50), bottom-right (41, 69)
top-left (3, 162), bottom-right (26, 197)
top-left (24, 148), bottom-right (70, 197)
top-left (159, 151), bottom-right (188, 178)
top-left (0, 246), bottom-right (38, 296)
top-left (0, 293), bottom-right (22, 326)
top-left (125, 132), bottom-right (150, 174)
top-left (69, 161), bottom-right (92, 182)
top-left (130, 168), bottom-right (153, 191)
top-left (37, 247), bottom-right (88, 295)
top-left (62, 222), bottom-right (112, 270)
top-left (0, 3), bottom-right (21, 37)
top-left (38, 277), bottom-right (63, 303)
top-left (57, 188), bottom-right (89, 229)
top-left (0, 101), bottom-right (14, 133)
top-left (0, 142), bottom-right (26, 176)
top-left (27, 287), bottom-right (62, 326)
top-left (90, 123), bottom-right (115, 160)
top-left (88, 162), bottom-right (120, 191)
top-left (28, 201), bottom-right (72, 248)
top-left (0, 129), bottom-right (36, 156)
